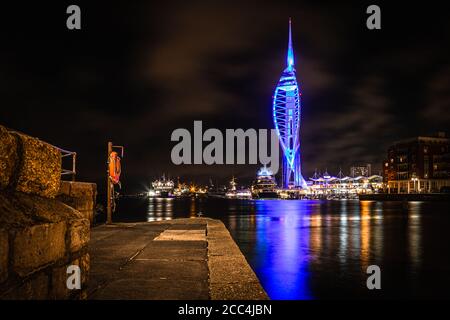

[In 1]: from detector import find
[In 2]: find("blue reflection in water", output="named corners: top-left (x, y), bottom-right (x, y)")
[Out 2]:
top-left (112, 197), bottom-right (450, 299)
top-left (251, 200), bottom-right (312, 300)
top-left (227, 199), bottom-right (383, 300)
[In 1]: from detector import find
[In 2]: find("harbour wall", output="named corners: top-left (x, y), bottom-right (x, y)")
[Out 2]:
top-left (0, 124), bottom-right (94, 299)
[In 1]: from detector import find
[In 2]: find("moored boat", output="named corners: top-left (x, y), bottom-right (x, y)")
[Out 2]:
top-left (149, 175), bottom-right (174, 198)
top-left (251, 166), bottom-right (279, 199)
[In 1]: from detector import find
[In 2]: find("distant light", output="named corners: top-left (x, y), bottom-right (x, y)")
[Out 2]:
top-left (257, 167), bottom-right (274, 177)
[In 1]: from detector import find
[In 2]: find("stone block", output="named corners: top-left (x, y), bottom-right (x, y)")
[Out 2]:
top-left (208, 255), bottom-right (259, 284)
top-left (79, 210), bottom-right (94, 224)
top-left (0, 229), bottom-right (8, 283)
top-left (210, 281), bottom-right (268, 300)
top-left (70, 182), bottom-right (96, 198)
top-left (72, 198), bottom-right (94, 211)
top-left (0, 125), bottom-right (18, 189)
top-left (57, 181), bottom-right (96, 225)
top-left (13, 132), bottom-right (61, 198)
top-left (56, 195), bottom-right (94, 213)
top-left (13, 192), bottom-right (84, 223)
top-left (58, 180), bottom-right (71, 196)
top-left (79, 253), bottom-right (90, 285)
top-left (68, 219), bottom-right (90, 253)
top-left (208, 239), bottom-right (242, 257)
top-left (2, 273), bottom-right (49, 300)
top-left (50, 265), bottom-right (71, 299)
top-left (13, 222), bottom-right (67, 277)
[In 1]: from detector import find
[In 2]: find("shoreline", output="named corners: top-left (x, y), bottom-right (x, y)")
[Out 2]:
top-left (359, 193), bottom-right (450, 202)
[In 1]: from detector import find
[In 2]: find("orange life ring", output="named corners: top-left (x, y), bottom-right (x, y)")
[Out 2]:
top-left (109, 151), bottom-right (121, 184)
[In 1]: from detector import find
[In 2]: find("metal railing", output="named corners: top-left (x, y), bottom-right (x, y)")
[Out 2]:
top-left (5, 127), bottom-right (78, 181)
top-left (58, 147), bottom-right (77, 180)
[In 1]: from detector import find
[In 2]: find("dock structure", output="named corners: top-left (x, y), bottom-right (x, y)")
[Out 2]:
top-left (87, 218), bottom-right (268, 300)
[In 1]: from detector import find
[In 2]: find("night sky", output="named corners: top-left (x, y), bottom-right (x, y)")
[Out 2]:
top-left (2, 1), bottom-right (450, 194)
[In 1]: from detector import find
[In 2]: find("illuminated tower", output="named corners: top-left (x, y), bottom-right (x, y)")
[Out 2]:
top-left (272, 18), bottom-right (307, 188)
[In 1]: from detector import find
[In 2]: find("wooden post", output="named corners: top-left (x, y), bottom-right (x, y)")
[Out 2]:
top-left (106, 141), bottom-right (112, 224)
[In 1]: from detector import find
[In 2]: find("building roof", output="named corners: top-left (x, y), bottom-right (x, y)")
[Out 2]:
top-left (309, 174), bottom-right (382, 182)
top-left (392, 134), bottom-right (449, 146)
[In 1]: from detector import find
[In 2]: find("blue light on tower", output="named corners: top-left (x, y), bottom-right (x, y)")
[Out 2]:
top-left (273, 18), bottom-right (307, 188)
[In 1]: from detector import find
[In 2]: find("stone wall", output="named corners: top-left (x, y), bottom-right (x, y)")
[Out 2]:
top-left (0, 191), bottom-right (90, 299)
top-left (0, 125), bottom-right (94, 299)
top-left (57, 181), bottom-right (97, 225)
top-left (0, 125), bottom-right (61, 198)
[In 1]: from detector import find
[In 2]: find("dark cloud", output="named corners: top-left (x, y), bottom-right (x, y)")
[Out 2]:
top-left (1, 1), bottom-right (450, 192)
top-left (424, 65), bottom-right (450, 125)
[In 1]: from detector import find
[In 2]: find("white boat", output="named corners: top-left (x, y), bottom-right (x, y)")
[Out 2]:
top-left (225, 177), bottom-right (252, 199)
top-left (149, 175), bottom-right (174, 198)
top-left (251, 166), bottom-right (279, 199)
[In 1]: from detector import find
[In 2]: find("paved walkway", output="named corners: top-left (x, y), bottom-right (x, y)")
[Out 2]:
top-left (87, 218), bottom-right (268, 300)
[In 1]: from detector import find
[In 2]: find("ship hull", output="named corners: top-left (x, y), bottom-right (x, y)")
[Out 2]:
top-left (158, 191), bottom-right (172, 198)
top-left (253, 191), bottom-right (279, 199)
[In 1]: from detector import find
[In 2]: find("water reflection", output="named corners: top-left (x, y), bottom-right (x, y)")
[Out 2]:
top-left (407, 202), bottom-right (422, 274)
top-left (249, 201), bottom-right (312, 299)
top-left (360, 201), bottom-right (371, 270)
top-left (147, 198), bottom-right (174, 221)
top-left (221, 199), bottom-right (447, 299)
top-left (338, 202), bottom-right (348, 265)
top-left (115, 197), bottom-right (450, 299)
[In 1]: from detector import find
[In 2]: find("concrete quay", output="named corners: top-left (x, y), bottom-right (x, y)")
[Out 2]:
top-left (87, 218), bottom-right (268, 300)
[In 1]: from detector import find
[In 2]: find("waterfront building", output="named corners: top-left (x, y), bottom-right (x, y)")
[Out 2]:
top-left (272, 19), bottom-right (307, 189)
top-left (308, 169), bottom-right (383, 198)
top-left (350, 164), bottom-right (372, 177)
top-left (383, 132), bottom-right (450, 193)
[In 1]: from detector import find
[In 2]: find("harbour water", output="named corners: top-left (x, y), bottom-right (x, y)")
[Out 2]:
top-left (105, 197), bottom-right (450, 299)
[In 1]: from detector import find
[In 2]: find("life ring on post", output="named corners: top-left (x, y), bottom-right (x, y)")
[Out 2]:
top-left (109, 151), bottom-right (121, 184)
